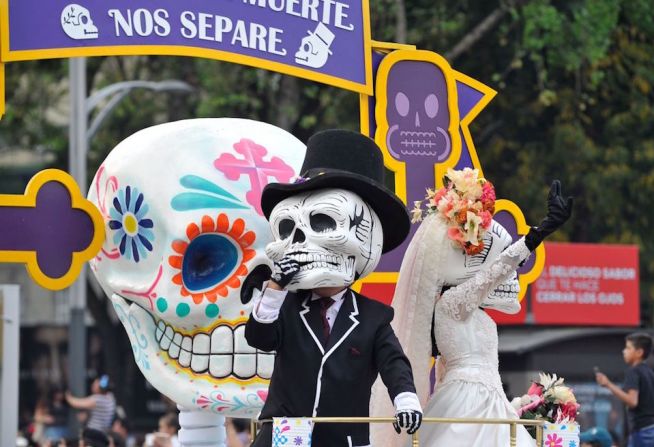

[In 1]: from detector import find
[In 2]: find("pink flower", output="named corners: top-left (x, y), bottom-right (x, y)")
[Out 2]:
top-left (528, 382), bottom-right (544, 396)
top-left (479, 210), bottom-right (492, 229)
top-left (545, 433), bottom-right (563, 447)
top-left (559, 401), bottom-right (579, 421)
top-left (481, 181), bottom-right (496, 203)
top-left (517, 394), bottom-right (544, 416)
top-left (447, 226), bottom-right (465, 243)
top-left (433, 187), bottom-right (448, 205)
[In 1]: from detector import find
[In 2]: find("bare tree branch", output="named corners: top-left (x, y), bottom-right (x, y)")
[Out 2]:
top-left (395, 0), bottom-right (407, 44)
top-left (445, 5), bottom-right (510, 62)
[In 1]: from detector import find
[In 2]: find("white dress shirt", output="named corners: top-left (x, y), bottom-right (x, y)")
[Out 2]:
top-left (251, 282), bottom-right (347, 333)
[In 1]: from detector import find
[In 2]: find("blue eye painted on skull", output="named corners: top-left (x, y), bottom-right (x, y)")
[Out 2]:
top-left (170, 214), bottom-right (255, 306)
top-left (182, 234), bottom-right (239, 292)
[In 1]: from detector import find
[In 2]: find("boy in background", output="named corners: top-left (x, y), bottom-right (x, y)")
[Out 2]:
top-left (596, 332), bottom-right (654, 446)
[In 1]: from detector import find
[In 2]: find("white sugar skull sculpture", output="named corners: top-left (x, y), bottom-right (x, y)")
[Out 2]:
top-left (88, 119), bottom-right (305, 416)
top-left (265, 189), bottom-right (383, 290)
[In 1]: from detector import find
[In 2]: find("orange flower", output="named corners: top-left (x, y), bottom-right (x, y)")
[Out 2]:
top-left (456, 208), bottom-right (469, 224)
top-left (465, 240), bottom-right (485, 255)
top-left (168, 213), bottom-right (256, 305)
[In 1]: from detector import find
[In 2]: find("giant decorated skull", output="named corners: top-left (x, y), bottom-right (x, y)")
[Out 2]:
top-left (441, 219), bottom-right (521, 313)
top-left (88, 119), bottom-right (305, 416)
top-left (265, 189), bottom-right (383, 291)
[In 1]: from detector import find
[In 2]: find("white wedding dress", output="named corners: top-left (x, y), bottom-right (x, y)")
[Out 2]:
top-left (417, 239), bottom-right (535, 446)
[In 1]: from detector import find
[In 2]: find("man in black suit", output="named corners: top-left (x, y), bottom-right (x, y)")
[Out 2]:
top-left (246, 130), bottom-right (422, 447)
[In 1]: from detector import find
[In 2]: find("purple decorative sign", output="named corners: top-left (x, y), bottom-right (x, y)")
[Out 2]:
top-left (0, 181), bottom-right (95, 279)
top-left (2, 0), bottom-right (373, 94)
top-left (0, 169), bottom-right (105, 290)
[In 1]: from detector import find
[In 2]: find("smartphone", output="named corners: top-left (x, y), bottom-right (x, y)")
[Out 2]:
top-left (593, 366), bottom-right (601, 374)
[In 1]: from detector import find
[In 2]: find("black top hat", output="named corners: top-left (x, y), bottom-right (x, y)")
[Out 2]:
top-left (261, 129), bottom-right (410, 253)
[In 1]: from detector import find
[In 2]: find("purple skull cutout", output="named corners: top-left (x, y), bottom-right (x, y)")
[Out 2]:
top-left (385, 61), bottom-right (452, 163)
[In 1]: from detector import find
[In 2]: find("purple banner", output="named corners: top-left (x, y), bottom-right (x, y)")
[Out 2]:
top-left (4, 0), bottom-right (372, 93)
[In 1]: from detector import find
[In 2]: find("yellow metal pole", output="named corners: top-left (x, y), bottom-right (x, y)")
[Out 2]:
top-left (411, 430), bottom-right (419, 447)
top-left (254, 415), bottom-right (544, 447)
top-left (250, 419), bottom-right (258, 445)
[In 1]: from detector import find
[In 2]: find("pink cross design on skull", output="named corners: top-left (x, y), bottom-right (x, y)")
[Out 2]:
top-left (214, 138), bottom-right (296, 215)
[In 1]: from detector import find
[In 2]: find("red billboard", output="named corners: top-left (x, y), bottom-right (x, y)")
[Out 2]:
top-left (529, 242), bottom-right (639, 326)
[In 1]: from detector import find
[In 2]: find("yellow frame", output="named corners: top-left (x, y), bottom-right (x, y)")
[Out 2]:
top-left (494, 199), bottom-right (545, 301)
top-left (0, 0), bottom-right (374, 95)
top-left (0, 62), bottom-right (4, 119)
top-left (0, 169), bottom-right (105, 290)
top-left (373, 49), bottom-right (462, 204)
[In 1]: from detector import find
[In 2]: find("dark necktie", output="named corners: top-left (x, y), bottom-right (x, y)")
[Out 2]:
top-left (318, 297), bottom-right (335, 342)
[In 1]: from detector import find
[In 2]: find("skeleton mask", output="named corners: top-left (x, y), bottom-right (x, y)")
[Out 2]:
top-left (266, 189), bottom-right (383, 290)
top-left (384, 60), bottom-right (452, 162)
top-left (88, 119), bottom-right (305, 416)
top-left (61, 4), bottom-right (99, 40)
top-left (295, 23), bottom-right (335, 69)
top-left (440, 220), bottom-right (520, 313)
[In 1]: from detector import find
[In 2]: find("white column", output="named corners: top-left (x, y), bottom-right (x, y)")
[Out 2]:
top-left (177, 406), bottom-right (227, 447)
top-left (1, 285), bottom-right (20, 447)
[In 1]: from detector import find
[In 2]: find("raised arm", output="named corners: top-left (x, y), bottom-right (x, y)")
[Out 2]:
top-left (436, 238), bottom-right (531, 320)
top-left (65, 391), bottom-right (97, 410)
top-left (437, 179), bottom-right (573, 321)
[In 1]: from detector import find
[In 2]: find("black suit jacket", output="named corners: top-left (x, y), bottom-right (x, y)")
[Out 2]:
top-left (245, 289), bottom-right (416, 447)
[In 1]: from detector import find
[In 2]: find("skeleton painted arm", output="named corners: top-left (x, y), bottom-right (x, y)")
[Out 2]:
top-left (436, 237), bottom-right (531, 321)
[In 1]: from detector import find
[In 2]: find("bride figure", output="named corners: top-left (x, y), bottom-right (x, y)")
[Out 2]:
top-left (373, 169), bottom-right (572, 447)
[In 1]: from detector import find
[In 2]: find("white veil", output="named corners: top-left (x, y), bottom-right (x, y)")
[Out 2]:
top-left (370, 214), bottom-right (449, 446)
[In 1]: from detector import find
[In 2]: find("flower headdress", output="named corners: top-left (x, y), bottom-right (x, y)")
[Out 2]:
top-left (411, 167), bottom-right (495, 255)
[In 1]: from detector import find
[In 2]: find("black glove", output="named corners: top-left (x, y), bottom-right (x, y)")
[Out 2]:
top-left (270, 258), bottom-right (300, 289)
top-left (525, 180), bottom-right (574, 251)
top-left (393, 410), bottom-right (423, 435)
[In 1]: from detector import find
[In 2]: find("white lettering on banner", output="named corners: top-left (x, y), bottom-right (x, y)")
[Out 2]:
top-left (179, 12), bottom-right (287, 55)
top-left (602, 267), bottom-right (636, 280)
top-left (535, 291), bottom-right (625, 306)
top-left (535, 291), bottom-right (576, 303)
top-left (242, 0), bottom-right (354, 31)
top-left (108, 9), bottom-right (171, 37)
top-left (549, 265), bottom-right (602, 279)
top-left (548, 265), bottom-right (637, 280)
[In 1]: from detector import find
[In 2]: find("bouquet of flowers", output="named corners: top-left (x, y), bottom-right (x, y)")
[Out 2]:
top-left (411, 167), bottom-right (495, 255)
top-left (511, 373), bottom-right (580, 426)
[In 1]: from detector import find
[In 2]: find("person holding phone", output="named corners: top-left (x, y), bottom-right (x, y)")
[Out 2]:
top-left (595, 333), bottom-right (654, 447)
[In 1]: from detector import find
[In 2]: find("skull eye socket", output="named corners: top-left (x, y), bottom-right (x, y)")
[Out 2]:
top-left (310, 213), bottom-right (336, 233)
top-left (395, 92), bottom-right (410, 117)
top-left (303, 41), bottom-right (312, 52)
top-left (278, 218), bottom-right (295, 239)
top-left (182, 234), bottom-right (239, 292)
top-left (80, 14), bottom-right (88, 24)
top-left (425, 93), bottom-right (439, 118)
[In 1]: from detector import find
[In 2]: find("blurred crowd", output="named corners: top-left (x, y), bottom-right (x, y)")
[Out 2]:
top-left (16, 375), bottom-right (252, 447)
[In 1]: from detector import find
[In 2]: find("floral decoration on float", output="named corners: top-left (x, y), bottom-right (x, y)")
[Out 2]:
top-left (511, 373), bottom-right (580, 447)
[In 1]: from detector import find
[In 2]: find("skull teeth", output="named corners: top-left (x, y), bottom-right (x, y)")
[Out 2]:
top-left (288, 252), bottom-right (345, 272)
top-left (155, 321), bottom-right (274, 379)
